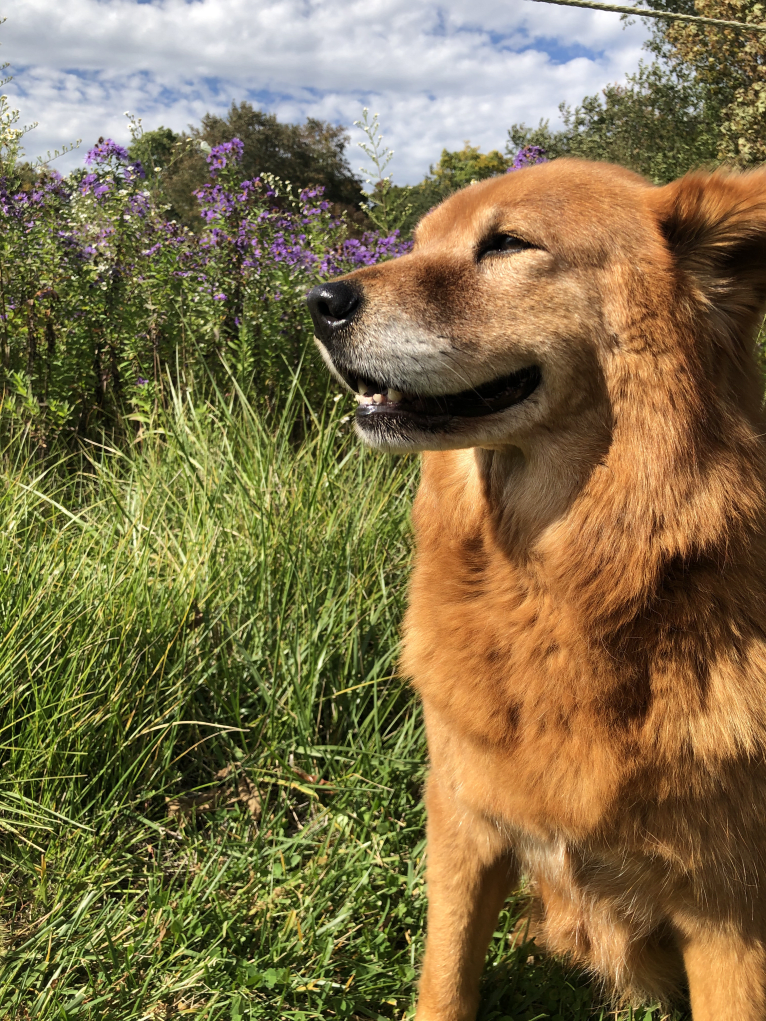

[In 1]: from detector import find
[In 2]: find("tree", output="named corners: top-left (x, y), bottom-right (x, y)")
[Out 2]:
top-left (508, 60), bottom-right (720, 184)
top-left (127, 125), bottom-right (179, 174)
top-left (639, 0), bottom-right (766, 165)
top-left (431, 142), bottom-right (509, 190)
top-left (384, 142), bottom-right (511, 237)
top-left (130, 103), bottom-right (365, 229)
top-left (197, 103), bottom-right (362, 205)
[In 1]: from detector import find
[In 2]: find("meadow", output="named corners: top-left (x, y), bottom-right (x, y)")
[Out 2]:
top-left (0, 129), bottom-right (689, 1019)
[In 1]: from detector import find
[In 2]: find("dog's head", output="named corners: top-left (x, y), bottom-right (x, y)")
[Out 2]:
top-left (307, 159), bottom-right (766, 456)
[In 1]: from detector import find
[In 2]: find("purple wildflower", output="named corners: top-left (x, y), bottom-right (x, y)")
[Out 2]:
top-left (124, 160), bottom-right (146, 182)
top-left (319, 229), bottom-right (412, 277)
top-left (128, 192), bottom-right (151, 216)
top-left (43, 170), bottom-right (66, 193)
top-left (80, 173), bottom-right (113, 198)
top-left (205, 138), bottom-right (245, 177)
top-left (86, 138), bottom-right (130, 166)
top-left (508, 145), bottom-right (548, 171)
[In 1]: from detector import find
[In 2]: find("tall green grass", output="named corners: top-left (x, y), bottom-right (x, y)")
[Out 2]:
top-left (0, 375), bottom-right (685, 1020)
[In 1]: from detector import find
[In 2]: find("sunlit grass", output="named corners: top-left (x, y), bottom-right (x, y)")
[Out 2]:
top-left (0, 375), bottom-right (688, 1020)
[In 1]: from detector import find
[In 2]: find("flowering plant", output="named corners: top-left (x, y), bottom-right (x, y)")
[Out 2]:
top-left (507, 145), bottom-right (549, 171)
top-left (0, 131), bottom-right (411, 441)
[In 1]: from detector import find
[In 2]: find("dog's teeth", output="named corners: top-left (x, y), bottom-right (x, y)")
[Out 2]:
top-left (357, 378), bottom-right (367, 395)
top-left (388, 389), bottom-right (403, 403)
top-left (372, 393), bottom-right (385, 404)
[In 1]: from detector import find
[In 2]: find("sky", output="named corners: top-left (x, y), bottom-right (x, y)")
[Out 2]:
top-left (1, 0), bottom-right (650, 185)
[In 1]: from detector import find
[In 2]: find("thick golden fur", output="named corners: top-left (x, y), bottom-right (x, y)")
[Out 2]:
top-left (317, 159), bottom-right (766, 1019)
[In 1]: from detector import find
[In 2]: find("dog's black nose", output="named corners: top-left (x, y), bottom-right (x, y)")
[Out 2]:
top-left (306, 281), bottom-right (361, 343)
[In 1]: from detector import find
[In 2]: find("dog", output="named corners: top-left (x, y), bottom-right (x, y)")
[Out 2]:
top-left (306, 158), bottom-right (766, 1021)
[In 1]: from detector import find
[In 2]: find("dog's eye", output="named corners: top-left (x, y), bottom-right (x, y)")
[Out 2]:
top-left (479, 234), bottom-right (534, 259)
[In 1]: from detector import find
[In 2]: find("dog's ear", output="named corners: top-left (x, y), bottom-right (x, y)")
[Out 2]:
top-left (651, 169), bottom-right (766, 346)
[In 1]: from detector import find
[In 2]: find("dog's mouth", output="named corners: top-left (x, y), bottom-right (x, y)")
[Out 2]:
top-left (346, 365), bottom-right (541, 424)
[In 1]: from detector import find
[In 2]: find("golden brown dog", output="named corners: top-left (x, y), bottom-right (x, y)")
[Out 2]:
top-left (306, 158), bottom-right (766, 1020)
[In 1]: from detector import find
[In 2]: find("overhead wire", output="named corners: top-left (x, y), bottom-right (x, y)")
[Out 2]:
top-left (525, 0), bottom-right (766, 33)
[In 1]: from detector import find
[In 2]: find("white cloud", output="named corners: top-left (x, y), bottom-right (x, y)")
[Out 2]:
top-left (1, 0), bottom-right (649, 182)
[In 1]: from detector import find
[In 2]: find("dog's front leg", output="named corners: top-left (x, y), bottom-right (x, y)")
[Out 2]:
top-left (415, 772), bottom-right (517, 1021)
top-left (679, 923), bottom-right (766, 1021)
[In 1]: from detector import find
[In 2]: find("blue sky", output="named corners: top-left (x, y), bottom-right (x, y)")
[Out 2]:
top-left (1, 0), bottom-right (650, 183)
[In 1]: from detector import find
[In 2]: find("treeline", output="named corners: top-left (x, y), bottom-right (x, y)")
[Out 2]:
top-left (109, 1), bottom-right (766, 242)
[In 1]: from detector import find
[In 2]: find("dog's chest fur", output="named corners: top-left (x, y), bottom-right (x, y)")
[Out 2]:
top-left (402, 448), bottom-right (766, 861)
top-left (402, 449), bottom-right (629, 835)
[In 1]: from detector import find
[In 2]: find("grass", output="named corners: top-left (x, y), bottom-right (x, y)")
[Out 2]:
top-left (0, 371), bottom-right (689, 1020)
